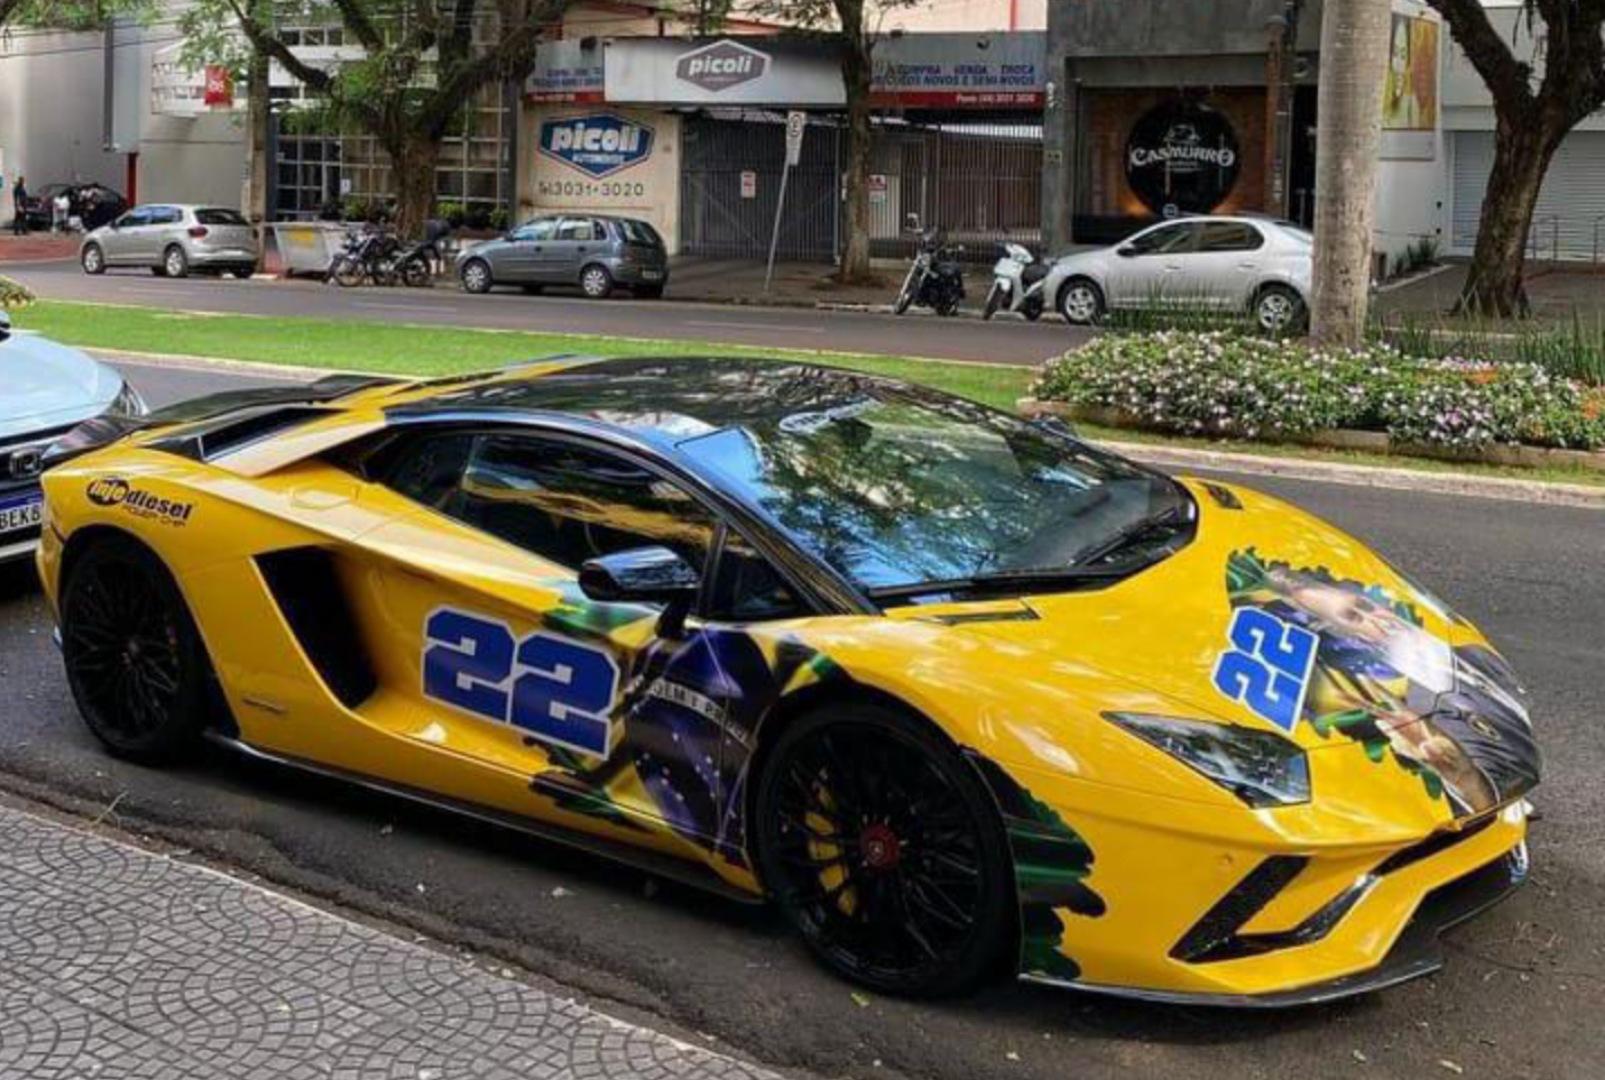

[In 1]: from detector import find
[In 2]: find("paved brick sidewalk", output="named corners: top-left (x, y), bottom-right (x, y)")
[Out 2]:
top-left (0, 803), bottom-right (778, 1079)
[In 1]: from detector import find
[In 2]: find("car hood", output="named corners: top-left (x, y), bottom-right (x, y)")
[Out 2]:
top-left (0, 330), bottom-right (122, 438)
top-left (939, 479), bottom-right (1540, 819)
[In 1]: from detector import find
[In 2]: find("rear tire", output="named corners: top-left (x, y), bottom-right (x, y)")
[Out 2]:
top-left (753, 703), bottom-right (1014, 997)
top-left (228, 266), bottom-right (254, 279)
top-left (580, 263), bottom-right (614, 299)
top-left (1253, 284), bottom-right (1307, 337)
top-left (460, 258), bottom-right (493, 294)
top-left (163, 244), bottom-right (190, 279)
top-left (401, 256), bottom-right (432, 288)
top-left (633, 283), bottom-right (665, 299)
top-left (81, 243), bottom-right (106, 275)
top-left (61, 535), bottom-right (211, 764)
top-left (332, 256), bottom-right (366, 288)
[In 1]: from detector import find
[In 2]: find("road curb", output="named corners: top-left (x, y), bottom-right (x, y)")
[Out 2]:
top-left (1108, 439), bottom-right (1605, 509)
top-left (92, 347), bottom-right (1604, 508)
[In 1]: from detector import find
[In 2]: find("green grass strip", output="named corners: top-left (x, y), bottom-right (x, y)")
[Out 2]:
top-left (13, 300), bottom-right (1034, 411)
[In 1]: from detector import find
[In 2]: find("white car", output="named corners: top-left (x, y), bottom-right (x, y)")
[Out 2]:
top-left (0, 312), bottom-right (145, 562)
top-left (1041, 216), bottom-right (1313, 334)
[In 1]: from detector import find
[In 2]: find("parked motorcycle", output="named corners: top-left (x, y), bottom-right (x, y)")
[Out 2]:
top-left (982, 242), bottom-right (1049, 321)
top-left (893, 218), bottom-right (966, 317)
top-left (327, 225), bottom-right (431, 288)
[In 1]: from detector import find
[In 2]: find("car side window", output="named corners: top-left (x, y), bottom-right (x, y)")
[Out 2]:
top-left (1198, 222), bottom-right (1265, 253)
top-left (386, 432), bottom-right (717, 578)
top-left (1126, 223), bottom-right (1198, 256)
top-left (557, 218), bottom-right (597, 242)
top-left (708, 531), bottom-right (804, 623)
top-left (511, 219), bottom-right (556, 242)
top-left (117, 208), bottom-right (150, 228)
top-left (149, 207), bottom-right (182, 226)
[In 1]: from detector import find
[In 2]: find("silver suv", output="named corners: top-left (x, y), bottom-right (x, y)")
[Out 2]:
top-left (80, 204), bottom-right (260, 279)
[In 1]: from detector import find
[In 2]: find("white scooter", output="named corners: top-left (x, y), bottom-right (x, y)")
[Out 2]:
top-left (981, 242), bottom-right (1049, 321)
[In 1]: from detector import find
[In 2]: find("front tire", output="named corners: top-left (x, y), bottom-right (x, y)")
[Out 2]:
top-left (982, 282), bottom-right (1003, 321)
top-left (81, 243), bottom-right (106, 275)
top-left (754, 703), bottom-right (1014, 997)
top-left (460, 258), bottom-right (493, 294)
top-left (401, 256), bottom-right (432, 288)
top-left (580, 263), bottom-right (614, 299)
top-left (1058, 277), bottom-right (1104, 326)
top-left (61, 536), bottom-right (211, 764)
top-left (162, 244), bottom-right (190, 279)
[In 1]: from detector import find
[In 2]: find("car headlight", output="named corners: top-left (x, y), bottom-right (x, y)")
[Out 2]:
top-left (105, 381), bottom-right (147, 418)
top-left (1103, 712), bottom-right (1310, 808)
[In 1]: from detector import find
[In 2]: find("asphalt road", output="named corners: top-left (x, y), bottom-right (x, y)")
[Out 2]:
top-left (5, 259), bottom-right (1089, 366)
top-left (2, 360), bottom-right (1601, 1080)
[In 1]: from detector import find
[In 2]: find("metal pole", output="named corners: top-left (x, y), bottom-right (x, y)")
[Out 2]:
top-left (764, 161), bottom-right (792, 294)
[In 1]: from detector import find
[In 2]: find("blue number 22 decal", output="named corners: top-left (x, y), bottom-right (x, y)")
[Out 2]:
top-left (1211, 608), bottom-right (1319, 733)
top-left (423, 607), bottom-right (621, 757)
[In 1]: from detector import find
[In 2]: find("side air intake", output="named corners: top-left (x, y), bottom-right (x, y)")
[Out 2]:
top-left (255, 547), bottom-right (377, 708)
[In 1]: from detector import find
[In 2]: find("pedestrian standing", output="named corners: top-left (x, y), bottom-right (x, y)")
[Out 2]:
top-left (53, 190), bottom-right (69, 233)
top-left (11, 176), bottom-right (28, 235)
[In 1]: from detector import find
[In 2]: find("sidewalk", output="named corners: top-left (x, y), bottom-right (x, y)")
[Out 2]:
top-left (0, 800), bottom-right (778, 1080)
top-left (666, 256), bottom-right (900, 310)
top-left (0, 232), bottom-right (79, 263)
top-left (1375, 259), bottom-right (1605, 322)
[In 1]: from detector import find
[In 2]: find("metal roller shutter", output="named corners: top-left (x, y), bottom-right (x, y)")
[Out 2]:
top-left (1451, 129), bottom-right (1605, 262)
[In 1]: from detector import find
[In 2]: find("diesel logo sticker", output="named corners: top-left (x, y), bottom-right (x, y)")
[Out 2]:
top-left (87, 476), bottom-right (195, 525)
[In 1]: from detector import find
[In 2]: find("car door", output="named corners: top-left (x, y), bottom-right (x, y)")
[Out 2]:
top-left (1105, 221), bottom-right (1202, 310)
top-left (550, 217), bottom-right (601, 282)
top-left (141, 206), bottom-right (183, 263)
top-left (101, 207), bottom-right (150, 264)
top-left (495, 218), bottom-right (557, 282)
top-left (1178, 220), bottom-right (1269, 310)
top-left (349, 427), bottom-right (771, 851)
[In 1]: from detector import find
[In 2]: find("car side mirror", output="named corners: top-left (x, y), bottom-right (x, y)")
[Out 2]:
top-left (579, 546), bottom-right (700, 637)
top-left (1117, 246), bottom-right (1137, 258)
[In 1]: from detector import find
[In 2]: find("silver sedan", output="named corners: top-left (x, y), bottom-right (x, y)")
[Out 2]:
top-left (80, 204), bottom-right (259, 279)
top-left (1041, 216), bottom-right (1314, 334)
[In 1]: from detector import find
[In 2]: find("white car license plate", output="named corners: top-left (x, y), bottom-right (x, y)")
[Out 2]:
top-left (0, 491), bottom-right (43, 538)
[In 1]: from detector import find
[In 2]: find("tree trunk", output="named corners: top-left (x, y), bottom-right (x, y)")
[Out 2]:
top-left (838, 37), bottom-right (875, 285)
top-left (244, 47), bottom-right (270, 225)
top-left (1458, 110), bottom-right (1561, 317)
top-left (1310, 0), bottom-right (1392, 348)
top-left (390, 137), bottom-right (440, 238)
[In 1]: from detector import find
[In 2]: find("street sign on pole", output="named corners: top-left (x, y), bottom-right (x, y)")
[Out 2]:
top-left (766, 111), bottom-right (807, 293)
top-left (785, 109), bottom-right (806, 167)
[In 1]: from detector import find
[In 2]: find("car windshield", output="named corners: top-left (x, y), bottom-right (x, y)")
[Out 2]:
top-left (677, 388), bottom-right (1189, 599)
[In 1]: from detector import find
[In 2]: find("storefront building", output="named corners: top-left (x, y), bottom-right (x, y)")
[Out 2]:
top-left (1042, 0), bottom-right (1447, 270)
top-left (521, 31), bottom-right (1049, 259)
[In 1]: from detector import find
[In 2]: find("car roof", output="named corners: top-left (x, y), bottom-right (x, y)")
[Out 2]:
top-left (391, 356), bottom-right (912, 453)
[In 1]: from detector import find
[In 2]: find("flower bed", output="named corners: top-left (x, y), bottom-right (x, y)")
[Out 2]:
top-left (1031, 331), bottom-right (1605, 453)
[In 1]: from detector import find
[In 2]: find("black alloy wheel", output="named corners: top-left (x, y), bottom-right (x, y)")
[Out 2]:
top-left (61, 536), bottom-right (211, 762)
top-left (754, 704), bottom-right (1014, 996)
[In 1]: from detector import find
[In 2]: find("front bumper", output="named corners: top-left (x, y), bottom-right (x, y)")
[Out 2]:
top-left (1027, 838), bottom-right (1529, 1007)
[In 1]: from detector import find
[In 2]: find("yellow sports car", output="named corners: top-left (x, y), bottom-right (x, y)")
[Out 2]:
top-left (36, 357), bottom-right (1540, 1005)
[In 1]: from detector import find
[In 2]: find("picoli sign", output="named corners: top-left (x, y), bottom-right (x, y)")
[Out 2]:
top-left (1211, 607), bottom-right (1319, 733)
top-left (422, 607), bottom-right (621, 757)
top-left (538, 114), bottom-right (655, 179)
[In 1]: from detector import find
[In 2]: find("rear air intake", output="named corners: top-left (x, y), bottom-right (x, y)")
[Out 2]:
top-left (255, 547), bottom-right (377, 708)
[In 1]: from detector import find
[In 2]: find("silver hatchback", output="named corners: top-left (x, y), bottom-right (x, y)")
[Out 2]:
top-left (80, 205), bottom-right (260, 279)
